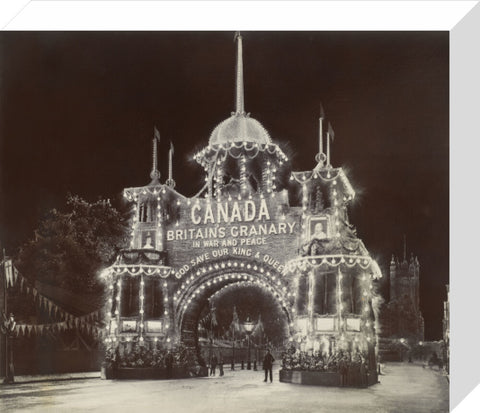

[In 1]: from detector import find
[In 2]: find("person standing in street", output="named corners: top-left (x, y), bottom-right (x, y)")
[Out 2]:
top-left (263, 349), bottom-right (275, 383)
top-left (339, 355), bottom-right (348, 387)
top-left (219, 353), bottom-right (224, 376)
top-left (165, 350), bottom-right (174, 379)
top-left (210, 353), bottom-right (218, 376)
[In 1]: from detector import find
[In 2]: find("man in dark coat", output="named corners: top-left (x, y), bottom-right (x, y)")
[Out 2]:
top-left (165, 351), bottom-right (174, 379)
top-left (338, 356), bottom-right (348, 387)
top-left (263, 349), bottom-right (275, 383)
top-left (210, 353), bottom-right (218, 376)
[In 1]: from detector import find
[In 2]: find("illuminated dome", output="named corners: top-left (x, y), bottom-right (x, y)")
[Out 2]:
top-left (209, 113), bottom-right (271, 146)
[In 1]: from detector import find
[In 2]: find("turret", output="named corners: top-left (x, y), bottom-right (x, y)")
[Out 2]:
top-left (409, 253), bottom-right (416, 276)
top-left (193, 33), bottom-right (288, 200)
top-left (389, 254), bottom-right (396, 301)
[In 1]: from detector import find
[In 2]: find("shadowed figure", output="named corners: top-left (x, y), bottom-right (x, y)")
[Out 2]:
top-left (263, 349), bottom-right (275, 383)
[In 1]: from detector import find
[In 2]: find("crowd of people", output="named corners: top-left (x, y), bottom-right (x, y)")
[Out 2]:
top-left (105, 343), bottom-right (196, 371)
top-left (281, 348), bottom-right (371, 387)
top-left (104, 342), bottom-right (373, 386)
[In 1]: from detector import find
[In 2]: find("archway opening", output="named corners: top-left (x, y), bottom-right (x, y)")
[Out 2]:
top-left (196, 282), bottom-right (290, 366)
top-left (176, 266), bottom-right (292, 367)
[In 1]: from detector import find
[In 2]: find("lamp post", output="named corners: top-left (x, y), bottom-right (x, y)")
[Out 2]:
top-left (231, 324), bottom-right (235, 370)
top-left (1, 312), bottom-right (15, 384)
top-left (243, 318), bottom-right (255, 370)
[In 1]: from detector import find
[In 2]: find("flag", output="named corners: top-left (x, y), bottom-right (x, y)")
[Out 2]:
top-left (320, 102), bottom-right (325, 119)
top-left (4, 259), bottom-right (13, 287)
top-left (328, 122), bottom-right (335, 141)
top-left (13, 266), bottom-right (18, 284)
top-left (210, 306), bottom-right (218, 327)
top-left (230, 306), bottom-right (240, 333)
top-left (253, 314), bottom-right (264, 338)
top-left (154, 126), bottom-right (160, 141)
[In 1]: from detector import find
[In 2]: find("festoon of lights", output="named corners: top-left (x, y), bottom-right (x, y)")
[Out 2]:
top-left (287, 248), bottom-right (380, 349)
top-left (291, 267), bottom-right (377, 352)
top-left (173, 259), bottom-right (295, 321)
top-left (193, 32), bottom-right (289, 202)
top-left (289, 104), bottom-right (353, 242)
top-left (121, 127), bottom-right (188, 258)
top-left (101, 263), bottom-right (174, 346)
top-left (284, 104), bottom-right (380, 352)
top-left (102, 128), bottom-right (181, 347)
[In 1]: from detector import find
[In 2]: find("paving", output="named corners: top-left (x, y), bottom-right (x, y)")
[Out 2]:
top-left (0, 362), bottom-right (449, 413)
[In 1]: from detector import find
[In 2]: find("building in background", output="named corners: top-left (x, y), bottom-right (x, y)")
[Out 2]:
top-left (379, 244), bottom-right (424, 343)
top-left (443, 284), bottom-right (449, 372)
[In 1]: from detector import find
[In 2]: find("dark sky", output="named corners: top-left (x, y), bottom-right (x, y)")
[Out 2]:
top-left (0, 31), bottom-right (448, 340)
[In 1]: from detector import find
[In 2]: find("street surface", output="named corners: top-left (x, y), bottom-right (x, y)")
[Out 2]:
top-left (0, 363), bottom-right (448, 413)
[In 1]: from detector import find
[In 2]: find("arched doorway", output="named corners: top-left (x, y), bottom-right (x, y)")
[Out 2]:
top-left (173, 257), bottom-right (294, 366)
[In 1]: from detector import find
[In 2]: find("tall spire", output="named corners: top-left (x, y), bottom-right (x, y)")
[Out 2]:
top-left (403, 234), bottom-right (407, 262)
top-left (234, 32), bottom-right (245, 115)
top-left (150, 126), bottom-right (161, 185)
top-left (326, 122), bottom-right (334, 167)
top-left (319, 102), bottom-right (325, 156)
top-left (166, 141), bottom-right (176, 188)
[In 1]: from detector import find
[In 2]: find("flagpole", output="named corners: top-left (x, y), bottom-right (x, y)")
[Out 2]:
top-left (2, 249), bottom-right (7, 380)
top-left (231, 322), bottom-right (235, 370)
top-left (319, 116), bottom-right (323, 157)
top-left (327, 122), bottom-right (334, 167)
top-left (2, 248), bottom-right (6, 318)
top-left (326, 129), bottom-right (330, 167)
top-left (169, 143), bottom-right (173, 182)
top-left (319, 103), bottom-right (325, 158)
top-left (150, 127), bottom-right (161, 184)
top-left (166, 142), bottom-right (176, 188)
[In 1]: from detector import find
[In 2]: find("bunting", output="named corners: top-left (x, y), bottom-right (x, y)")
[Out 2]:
top-left (2, 259), bottom-right (104, 332)
top-left (15, 321), bottom-right (103, 338)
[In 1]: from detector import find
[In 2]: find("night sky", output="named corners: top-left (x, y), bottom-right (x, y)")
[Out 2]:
top-left (0, 31), bottom-right (448, 340)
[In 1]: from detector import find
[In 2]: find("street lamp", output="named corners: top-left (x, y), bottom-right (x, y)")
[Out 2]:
top-left (231, 325), bottom-right (235, 371)
top-left (1, 312), bottom-right (16, 384)
top-left (243, 318), bottom-right (255, 370)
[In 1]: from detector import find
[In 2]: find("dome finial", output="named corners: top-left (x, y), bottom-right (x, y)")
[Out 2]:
top-left (234, 31), bottom-right (245, 115)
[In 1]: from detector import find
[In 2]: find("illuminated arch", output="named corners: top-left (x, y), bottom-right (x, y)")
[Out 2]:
top-left (173, 257), bottom-right (294, 348)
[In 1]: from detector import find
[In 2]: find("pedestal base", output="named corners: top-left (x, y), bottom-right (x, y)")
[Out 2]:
top-left (279, 369), bottom-right (378, 387)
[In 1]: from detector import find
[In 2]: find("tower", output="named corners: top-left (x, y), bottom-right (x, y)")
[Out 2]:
top-left (384, 241), bottom-right (424, 341)
top-left (389, 255), bottom-right (396, 302)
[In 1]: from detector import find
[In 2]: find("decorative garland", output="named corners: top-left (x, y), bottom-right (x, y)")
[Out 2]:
top-left (285, 255), bottom-right (382, 279)
top-left (194, 141), bottom-right (288, 169)
top-left (108, 264), bottom-right (174, 278)
top-left (291, 169), bottom-right (340, 185)
top-left (123, 184), bottom-right (188, 202)
top-left (290, 168), bottom-right (355, 200)
top-left (173, 260), bottom-right (293, 317)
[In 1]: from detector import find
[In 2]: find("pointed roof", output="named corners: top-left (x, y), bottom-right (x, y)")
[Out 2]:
top-left (208, 33), bottom-right (271, 146)
top-left (235, 31), bottom-right (245, 116)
